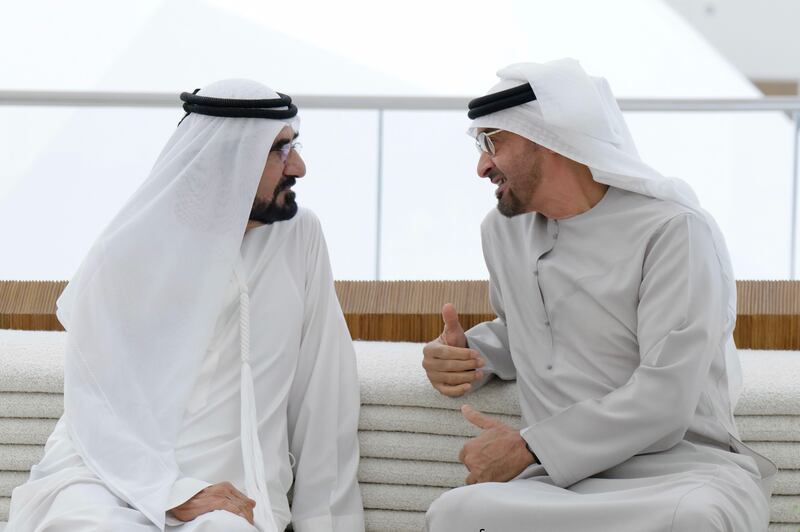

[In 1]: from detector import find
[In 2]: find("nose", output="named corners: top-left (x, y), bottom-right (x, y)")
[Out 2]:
top-left (477, 151), bottom-right (494, 179)
top-left (285, 149), bottom-right (306, 178)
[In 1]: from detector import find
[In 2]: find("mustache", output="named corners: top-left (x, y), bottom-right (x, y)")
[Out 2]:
top-left (487, 170), bottom-right (506, 181)
top-left (279, 176), bottom-right (297, 190)
top-left (269, 176), bottom-right (297, 202)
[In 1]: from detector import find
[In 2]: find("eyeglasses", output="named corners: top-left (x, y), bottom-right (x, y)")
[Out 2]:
top-left (475, 130), bottom-right (502, 156)
top-left (271, 141), bottom-right (302, 163)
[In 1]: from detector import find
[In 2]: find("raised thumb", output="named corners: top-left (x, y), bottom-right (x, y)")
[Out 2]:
top-left (442, 303), bottom-right (463, 335)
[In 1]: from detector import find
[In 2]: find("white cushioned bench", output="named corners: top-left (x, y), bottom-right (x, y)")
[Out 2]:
top-left (0, 330), bottom-right (799, 531)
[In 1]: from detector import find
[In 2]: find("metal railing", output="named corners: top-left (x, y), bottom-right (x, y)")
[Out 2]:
top-left (2, 90), bottom-right (800, 279)
top-left (3, 90), bottom-right (800, 111)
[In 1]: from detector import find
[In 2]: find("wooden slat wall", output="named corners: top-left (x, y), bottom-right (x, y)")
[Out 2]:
top-left (733, 280), bottom-right (800, 350)
top-left (0, 281), bottom-right (68, 331)
top-left (336, 280), bottom-right (495, 342)
top-left (1, 280), bottom-right (799, 350)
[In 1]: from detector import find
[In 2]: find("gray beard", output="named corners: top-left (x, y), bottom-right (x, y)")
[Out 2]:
top-left (497, 188), bottom-right (525, 218)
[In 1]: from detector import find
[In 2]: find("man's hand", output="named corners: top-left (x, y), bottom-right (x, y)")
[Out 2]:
top-left (458, 405), bottom-right (536, 484)
top-left (169, 481), bottom-right (256, 524)
top-left (422, 303), bottom-right (485, 397)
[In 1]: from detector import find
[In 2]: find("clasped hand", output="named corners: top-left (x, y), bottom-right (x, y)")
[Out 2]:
top-left (169, 481), bottom-right (256, 524)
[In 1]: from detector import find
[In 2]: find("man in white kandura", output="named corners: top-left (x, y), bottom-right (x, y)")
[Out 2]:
top-left (7, 80), bottom-right (364, 532)
top-left (422, 59), bottom-right (777, 531)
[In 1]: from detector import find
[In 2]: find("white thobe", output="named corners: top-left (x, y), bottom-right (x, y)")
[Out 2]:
top-left (426, 187), bottom-right (776, 532)
top-left (8, 208), bottom-right (364, 532)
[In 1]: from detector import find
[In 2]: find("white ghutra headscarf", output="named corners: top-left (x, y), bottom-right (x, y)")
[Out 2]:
top-left (468, 58), bottom-right (743, 411)
top-left (57, 79), bottom-right (296, 530)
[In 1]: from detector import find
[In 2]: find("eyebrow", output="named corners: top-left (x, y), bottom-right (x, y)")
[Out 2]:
top-left (271, 132), bottom-right (300, 150)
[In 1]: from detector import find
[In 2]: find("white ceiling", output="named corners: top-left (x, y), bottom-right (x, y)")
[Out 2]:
top-left (0, 0), bottom-right (766, 97)
top-left (665, 0), bottom-right (800, 80)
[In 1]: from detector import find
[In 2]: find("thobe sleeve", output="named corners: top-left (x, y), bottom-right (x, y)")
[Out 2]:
top-left (287, 214), bottom-right (365, 532)
top-left (522, 213), bottom-right (727, 488)
top-left (463, 222), bottom-right (516, 388)
top-left (163, 477), bottom-right (212, 526)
